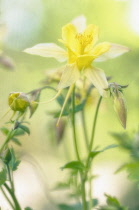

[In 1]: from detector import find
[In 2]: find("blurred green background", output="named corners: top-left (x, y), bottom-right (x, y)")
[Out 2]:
top-left (0, 0), bottom-right (139, 209)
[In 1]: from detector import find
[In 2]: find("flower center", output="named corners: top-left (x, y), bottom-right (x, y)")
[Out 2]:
top-left (75, 33), bottom-right (92, 54)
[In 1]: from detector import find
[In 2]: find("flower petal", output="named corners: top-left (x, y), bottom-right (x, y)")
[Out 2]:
top-left (76, 55), bottom-right (95, 70)
top-left (90, 42), bottom-right (111, 57)
top-left (85, 66), bottom-right (108, 95)
top-left (94, 43), bottom-right (130, 62)
top-left (58, 64), bottom-right (80, 89)
top-left (84, 24), bottom-right (99, 47)
top-left (62, 24), bottom-right (77, 48)
top-left (24, 43), bottom-right (67, 62)
top-left (71, 15), bottom-right (86, 33)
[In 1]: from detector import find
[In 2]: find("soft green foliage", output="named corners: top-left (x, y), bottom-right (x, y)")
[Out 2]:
top-left (98, 194), bottom-right (128, 210)
top-left (0, 168), bottom-right (7, 186)
top-left (89, 144), bottom-right (118, 159)
top-left (8, 148), bottom-right (21, 171)
top-left (61, 161), bottom-right (85, 171)
top-left (112, 131), bottom-right (139, 183)
top-left (58, 199), bottom-right (98, 210)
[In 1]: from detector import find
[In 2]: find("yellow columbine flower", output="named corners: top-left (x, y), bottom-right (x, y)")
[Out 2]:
top-left (24, 16), bottom-right (129, 124)
top-left (24, 15), bottom-right (129, 95)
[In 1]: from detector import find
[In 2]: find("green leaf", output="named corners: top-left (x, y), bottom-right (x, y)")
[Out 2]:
top-left (11, 137), bottom-right (22, 146)
top-left (0, 168), bottom-right (7, 186)
top-left (105, 194), bottom-right (120, 207)
top-left (61, 161), bottom-right (85, 171)
top-left (2, 148), bottom-right (12, 164)
top-left (102, 144), bottom-right (118, 152)
top-left (98, 194), bottom-right (128, 210)
top-left (58, 199), bottom-right (98, 210)
top-left (13, 128), bottom-right (25, 136)
top-left (24, 207), bottom-right (33, 210)
top-left (0, 127), bottom-right (9, 135)
top-left (111, 132), bottom-right (132, 150)
top-left (56, 95), bottom-right (65, 107)
top-left (89, 144), bottom-right (118, 160)
top-left (9, 148), bottom-right (21, 171)
top-left (18, 124), bottom-right (30, 135)
top-left (74, 101), bottom-right (86, 113)
top-left (89, 151), bottom-right (101, 159)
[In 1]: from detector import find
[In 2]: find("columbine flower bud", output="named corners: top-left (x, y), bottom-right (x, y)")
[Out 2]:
top-left (109, 83), bottom-right (127, 129)
top-left (8, 92), bottom-right (30, 112)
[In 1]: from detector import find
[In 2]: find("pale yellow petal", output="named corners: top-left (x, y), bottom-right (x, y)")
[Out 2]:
top-left (76, 55), bottom-right (95, 70)
top-left (94, 43), bottom-right (130, 62)
top-left (71, 15), bottom-right (86, 33)
top-left (62, 23), bottom-right (77, 48)
top-left (85, 66), bottom-right (108, 95)
top-left (90, 42), bottom-right (111, 57)
top-left (57, 64), bottom-right (80, 89)
top-left (24, 43), bottom-right (67, 62)
top-left (84, 24), bottom-right (99, 47)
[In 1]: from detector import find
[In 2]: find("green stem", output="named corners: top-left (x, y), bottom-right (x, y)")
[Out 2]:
top-left (86, 96), bottom-right (102, 169)
top-left (0, 186), bottom-right (15, 209)
top-left (71, 86), bottom-right (87, 210)
top-left (85, 96), bottom-right (102, 210)
top-left (0, 130), bottom-right (15, 154)
top-left (80, 174), bottom-right (88, 210)
top-left (4, 183), bottom-right (21, 210)
top-left (81, 109), bottom-right (89, 151)
top-left (7, 164), bottom-right (15, 192)
top-left (71, 85), bottom-right (80, 162)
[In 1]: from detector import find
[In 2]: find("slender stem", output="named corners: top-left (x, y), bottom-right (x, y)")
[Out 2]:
top-left (7, 164), bottom-right (15, 192)
top-left (80, 174), bottom-right (88, 210)
top-left (4, 183), bottom-right (21, 210)
top-left (89, 169), bottom-right (93, 210)
top-left (86, 96), bottom-right (102, 168)
top-left (89, 96), bottom-right (102, 152)
top-left (0, 130), bottom-right (13, 153)
top-left (0, 129), bottom-right (17, 154)
top-left (71, 85), bottom-right (80, 162)
top-left (71, 85), bottom-right (87, 210)
top-left (0, 186), bottom-right (15, 209)
top-left (81, 109), bottom-right (89, 151)
top-left (85, 96), bottom-right (102, 210)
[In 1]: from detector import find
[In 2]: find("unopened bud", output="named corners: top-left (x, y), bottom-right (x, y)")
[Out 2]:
top-left (114, 91), bottom-right (127, 129)
top-left (109, 83), bottom-right (127, 129)
top-left (8, 92), bottom-right (30, 112)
